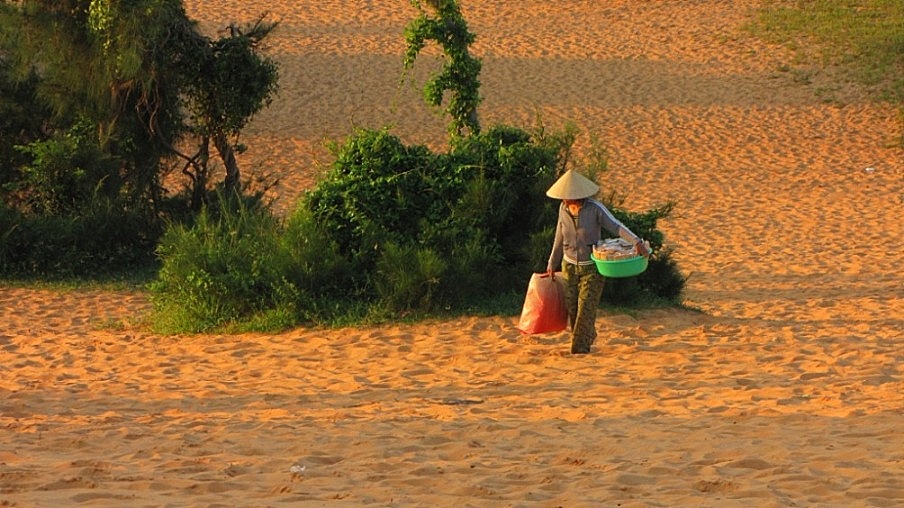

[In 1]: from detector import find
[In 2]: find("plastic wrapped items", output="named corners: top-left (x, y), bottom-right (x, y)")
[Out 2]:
top-left (591, 238), bottom-right (650, 277)
top-left (592, 238), bottom-right (638, 260)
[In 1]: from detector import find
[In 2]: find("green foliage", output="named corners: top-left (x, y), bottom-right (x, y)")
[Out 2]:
top-left (0, 2), bottom-right (281, 276)
top-left (301, 123), bottom-right (685, 318)
top-left (305, 125), bottom-right (561, 307)
top-left (149, 198), bottom-right (295, 332)
top-left (178, 17), bottom-right (280, 200)
top-left (182, 18), bottom-right (280, 137)
top-left (306, 128), bottom-right (439, 261)
top-left (0, 59), bottom-right (49, 191)
top-left (0, 105), bottom-right (161, 278)
top-left (148, 122), bottom-right (686, 332)
top-left (279, 204), bottom-right (356, 322)
top-left (0, 111), bottom-right (163, 278)
top-left (403, 0), bottom-right (482, 138)
top-left (0, 1), bottom-right (184, 273)
top-left (445, 125), bottom-right (561, 283)
top-left (374, 242), bottom-right (447, 312)
top-left (14, 117), bottom-right (120, 215)
top-left (281, 206), bottom-right (346, 290)
top-left (602, 204), bottom-right (685, 304)
top-left (149, 195), bottom-right (359, 333)
top-left (0, 200), bottom-right (158, 277)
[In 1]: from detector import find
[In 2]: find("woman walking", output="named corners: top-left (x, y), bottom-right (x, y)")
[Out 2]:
top-left (545, 170), bottom-right (650, 354)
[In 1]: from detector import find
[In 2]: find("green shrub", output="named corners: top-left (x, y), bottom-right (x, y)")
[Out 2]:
top-left (149, 198), bottom-right (296, 332)
top-left (305, 125), bottom-right (560, 310)
top-left (601, 203), bottom-right (686, 304)
top-left (149, 195), bottom-right (360, 332)
top-left (0, 61), bottom-right (48, 190)
top-left (305, 128), bottom-right (440, 261)
top-left (0, 200), bottom-right (158, 277)
top-left (279, 204), bottom-right (355, 323)
top-left (0, 114), bottom-right (161, 278)
top-left (15, 118), bottom-right (123, 215)
top-left (303, 124), bottom-right (684, 316)
top-left (281, 205), bottom-right (349, 292)
top-left (374, 241), bottom-right (447, 312)
top-left (147, 122), bottom-right (687, 332)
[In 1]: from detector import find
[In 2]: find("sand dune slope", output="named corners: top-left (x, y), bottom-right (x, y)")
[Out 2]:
top-left (2, 1), bottom-right (902, 506)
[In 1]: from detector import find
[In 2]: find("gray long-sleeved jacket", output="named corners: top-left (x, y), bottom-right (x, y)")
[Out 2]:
top-left (547, 199), bottom-right (642, 271)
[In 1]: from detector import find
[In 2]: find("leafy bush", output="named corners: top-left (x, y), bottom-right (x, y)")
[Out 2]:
top-left (149, 198), bottom-right (298, 332)
top-left (305, 129), bottom-right (440, 264)
top-left (279, 204), bottom-right (356, 323)
top-left (149, 195), bottom-right (361, 332)
top-left (304, 125), bottom-right (560, 309)
top-left (305, 124), bottom-right (684, 314)
top-left (374, 241), bottom-right (447, 312)
top-left (602, 204), bottom-right (685, 304)
top-left (14, 119), bottom-right (122, 215)
top-left (0, 200), bottom-right (158, 278)
top-left (0, 60), bottom-right (48, 191)
top-left (0, 115), bottom-right (162, 278)
top-left (148, 123), bottom-right (686, 332)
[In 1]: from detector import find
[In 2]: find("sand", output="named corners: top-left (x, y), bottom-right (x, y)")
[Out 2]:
top-left (2, 1), bottom-right (902, 506)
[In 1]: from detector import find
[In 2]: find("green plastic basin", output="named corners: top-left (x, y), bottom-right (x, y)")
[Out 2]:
top-left (590, 253), bottom-right (649, 278)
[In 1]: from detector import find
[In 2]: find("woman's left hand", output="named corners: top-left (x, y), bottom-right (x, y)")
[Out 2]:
top-left (636, 240), bottom-right (651, 258)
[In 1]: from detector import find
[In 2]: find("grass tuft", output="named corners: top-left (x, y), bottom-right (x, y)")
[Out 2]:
top-left (749, 0), bottom-right (904, 102)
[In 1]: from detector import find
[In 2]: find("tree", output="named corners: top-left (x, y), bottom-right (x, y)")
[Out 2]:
top-left (0, 1), bottom-right (279, 210)
top-left (403, 0), bottom-right (482, 139)
top-left (0, 1), bottom-right (280, 274)
top-left (0, 55), bottom-right (49, 199)
top-left (1, 0), bottom-right (182, 212)
top-left (174, 16), bottom-right (279, 208)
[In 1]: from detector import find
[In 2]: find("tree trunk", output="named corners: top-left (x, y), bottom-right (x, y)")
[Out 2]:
top-left (190, 138), bottom-right (210, 211)
top-left (213, 132), bottom-right (240, 198)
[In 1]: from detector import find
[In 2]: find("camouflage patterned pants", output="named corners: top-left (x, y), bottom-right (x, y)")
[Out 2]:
top-left (562, 262), bottom-right (605, 353)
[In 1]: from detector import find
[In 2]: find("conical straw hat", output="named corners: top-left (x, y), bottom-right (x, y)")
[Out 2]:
top-left (545, 169), bottom-right (599, 199)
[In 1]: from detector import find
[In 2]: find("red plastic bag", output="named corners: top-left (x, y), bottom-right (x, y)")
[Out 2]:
top-left (517, 272), bottom-right (567, 335)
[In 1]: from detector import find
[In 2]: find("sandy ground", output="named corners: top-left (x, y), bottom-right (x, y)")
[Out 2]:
top-left (2, 1), bottom-right (902, 506)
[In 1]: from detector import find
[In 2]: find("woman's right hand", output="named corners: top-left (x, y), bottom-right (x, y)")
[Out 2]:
top-left (545, 269), bottom-right (556, 280)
